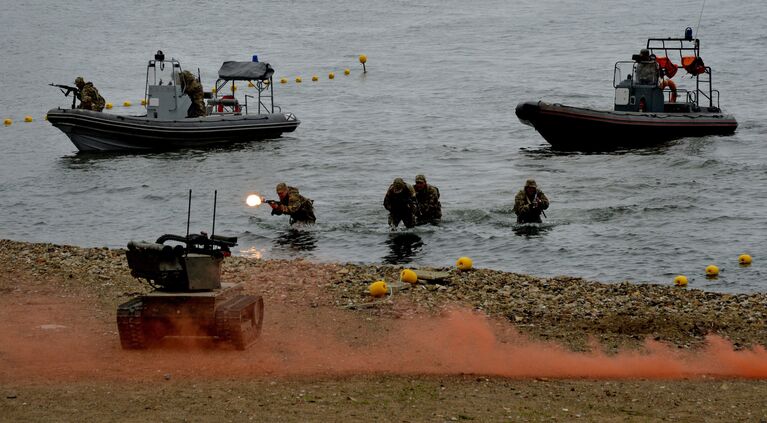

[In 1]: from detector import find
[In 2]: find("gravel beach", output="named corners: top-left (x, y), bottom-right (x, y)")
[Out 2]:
top-left (1, 238), bottom-right (766, 421)
top-left (3, 239), bottom-right (764, 352)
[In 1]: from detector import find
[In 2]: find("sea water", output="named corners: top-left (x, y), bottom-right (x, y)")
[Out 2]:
top-left (0, 0), bottom-right (765, 292)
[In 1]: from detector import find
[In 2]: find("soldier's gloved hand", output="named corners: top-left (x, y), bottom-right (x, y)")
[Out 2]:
top-left (269, 202), bottom-right (279, 210)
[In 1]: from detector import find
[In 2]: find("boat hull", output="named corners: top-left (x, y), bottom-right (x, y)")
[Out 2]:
top-left (515, 101), bottom-right (737, 150)
top-left (46, 108), bottom-right (300, 152)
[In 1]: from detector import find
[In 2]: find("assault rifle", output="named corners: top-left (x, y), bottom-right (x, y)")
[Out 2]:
top-left (49, 83), bottom-right (80, 108)
top-left (532, 192), bottom-right (547, 219)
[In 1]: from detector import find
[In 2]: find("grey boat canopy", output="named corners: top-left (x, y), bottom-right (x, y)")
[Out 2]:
top-left (217, 61), bottom-right (274, 81)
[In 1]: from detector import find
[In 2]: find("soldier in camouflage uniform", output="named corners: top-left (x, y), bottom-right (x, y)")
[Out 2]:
top-left (269, 182), bottom-right (316, 224)
top-left (74, 77), bottom-right (106, 112)
top-left (383, 177), bottom-right (417, 229)
top-left (179, 70), bottom-right (206, 118)
top-left (635, 48), bottom-right (659, 85)
top-left (512, 179), bottom-right (549, 224)
top-left (414, 174), bottom-right (441, 225)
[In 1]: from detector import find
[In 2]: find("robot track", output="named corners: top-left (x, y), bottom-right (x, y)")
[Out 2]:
top-left (216, 295), bottom-right (264, 350)
top-left (116, 298), bottom-right (147, 349)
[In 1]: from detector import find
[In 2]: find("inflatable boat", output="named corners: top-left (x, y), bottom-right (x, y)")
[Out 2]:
top-left (48, 51), bottom-right (299, 152)
top-left (516, 29), bottom-right (737, 150)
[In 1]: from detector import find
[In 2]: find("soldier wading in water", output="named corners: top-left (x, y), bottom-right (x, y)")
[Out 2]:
top-left (513, 179), bottom-right (549, 224)
top-left (384, 178), bottom-right (417, 229)
top-left (413, 174), bottom-right (441, 225)
top-left (269, 182), bottom-right (316, 224)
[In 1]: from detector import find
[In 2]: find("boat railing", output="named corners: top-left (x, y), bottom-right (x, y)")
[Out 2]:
top-left (144, 57), bottom-right (183, 115)
top-left (613, 61), bottom-right (633, 87)
top-left (645, 37), bottom-right (721, 110)
top-left (695, 67), bottom-right (718, 109)
top-left (613, 61), bottom-right (660, 87)
top-left (614, 60), bottom-right (720, 110)
top-left (646, 38), bottom-right (700, 58)
top-left (686, 88), bottom-right (721, 111)
top-left (213, 78), bottom-right (274, 116)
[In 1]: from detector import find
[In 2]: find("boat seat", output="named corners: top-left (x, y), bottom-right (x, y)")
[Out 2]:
top-left (207, 96), bottom-right (241, 113)
top-left (207, 98), bottom-right (239, 106)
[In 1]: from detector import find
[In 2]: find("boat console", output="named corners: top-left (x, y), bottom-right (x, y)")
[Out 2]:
top-left (144, 51), bottom-right (191, 120)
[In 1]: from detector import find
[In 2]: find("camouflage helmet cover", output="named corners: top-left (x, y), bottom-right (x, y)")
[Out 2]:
top-left (415, 174), bottom-right (426, 184)
top-left (180, 70), bottom-right (195, 83)
top-left (392, 177), bottom-right (406, 193)
top-left (74, 76), bottom-right (85, 87)
top-left (275, 182), bottom-right (288, 194)
top-left (524, 179), bottom-right (537, 188)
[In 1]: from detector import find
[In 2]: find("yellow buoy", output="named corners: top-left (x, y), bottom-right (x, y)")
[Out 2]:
top-left (673, 275), bottom-right (688, 287)
top-left (344, 68), bottom-right (350, 75)
top-left (123, 101), bottom-right (132, 107)
top-left (211, 87), bottom-right (217, 94)
top-left (369, 280), bottom-right (388, 298)
top-left (312, 75), bottom-right (318, 82)
top-left (359, 54), bottom-right (367, 64)
top-left (280, 78), bottom-right (288, 84)
top-left (248, 81), bottom-right (255, 88)
top-left (328, 72), bottom-right (335, 80)
top-left (295, 77), bottom-right (302, 83)
top-left (456, 256), bottom-right (473, 271)
top-left (739, 254), bottom-right (752, 265)
top-left (400, 269), bottom-right (418, 284)
top-left (231, 84), bottom-right (237, 92)
top-left (3, 118), bottom-right (12, 126)
top-left (24, 115), bottom-right (33, 122)
top-left (44, 115), bottom-right (48, 121)
top-left (140, 98), bottom-right (147, 106)
top-left (705, 264), bottom-right (719, 277)
top-left (264, 79), bottom-right (270, 85)
top-left (105, 103), bottom-right (113, 110)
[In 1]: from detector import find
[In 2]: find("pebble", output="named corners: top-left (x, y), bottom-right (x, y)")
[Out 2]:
top-left (2, 239), bottom-right (766, 352)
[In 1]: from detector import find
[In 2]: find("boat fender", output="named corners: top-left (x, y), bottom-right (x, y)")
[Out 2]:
top-left (661, 79), bottom-right (677, 103)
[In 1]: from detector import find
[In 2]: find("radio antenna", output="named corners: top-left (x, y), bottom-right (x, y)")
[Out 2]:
top-left (694, 0), bottom-right (706, 38)
top-left (211, 190), bottom-right (218, 239)
top-left (185, 189), bottom-right (192, 240)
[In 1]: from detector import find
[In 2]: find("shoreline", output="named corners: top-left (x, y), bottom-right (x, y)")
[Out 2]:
top-left (2, 238), bottom-right (767, 421)
top-left (1, 238), bottom-right (765, 352)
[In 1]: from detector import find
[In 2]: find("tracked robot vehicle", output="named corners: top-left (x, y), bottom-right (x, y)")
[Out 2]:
top-left (117, 191), bottom-right (263, 350)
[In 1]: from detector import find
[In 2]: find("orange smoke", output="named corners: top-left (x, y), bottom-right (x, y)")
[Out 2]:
top-left (2, 298), bottom-right (767, 382)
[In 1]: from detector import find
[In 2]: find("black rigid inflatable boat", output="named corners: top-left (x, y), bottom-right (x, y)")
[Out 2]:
top-left (48, 51), bottom-right (299, 152)
top-left (516, 29), bottom-right (737, 150)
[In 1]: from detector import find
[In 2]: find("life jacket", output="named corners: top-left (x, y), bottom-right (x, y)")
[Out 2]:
top-left (681, 56), bottom-right (706, 76)
top-left (655, 56), bottom-right (678, 79)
